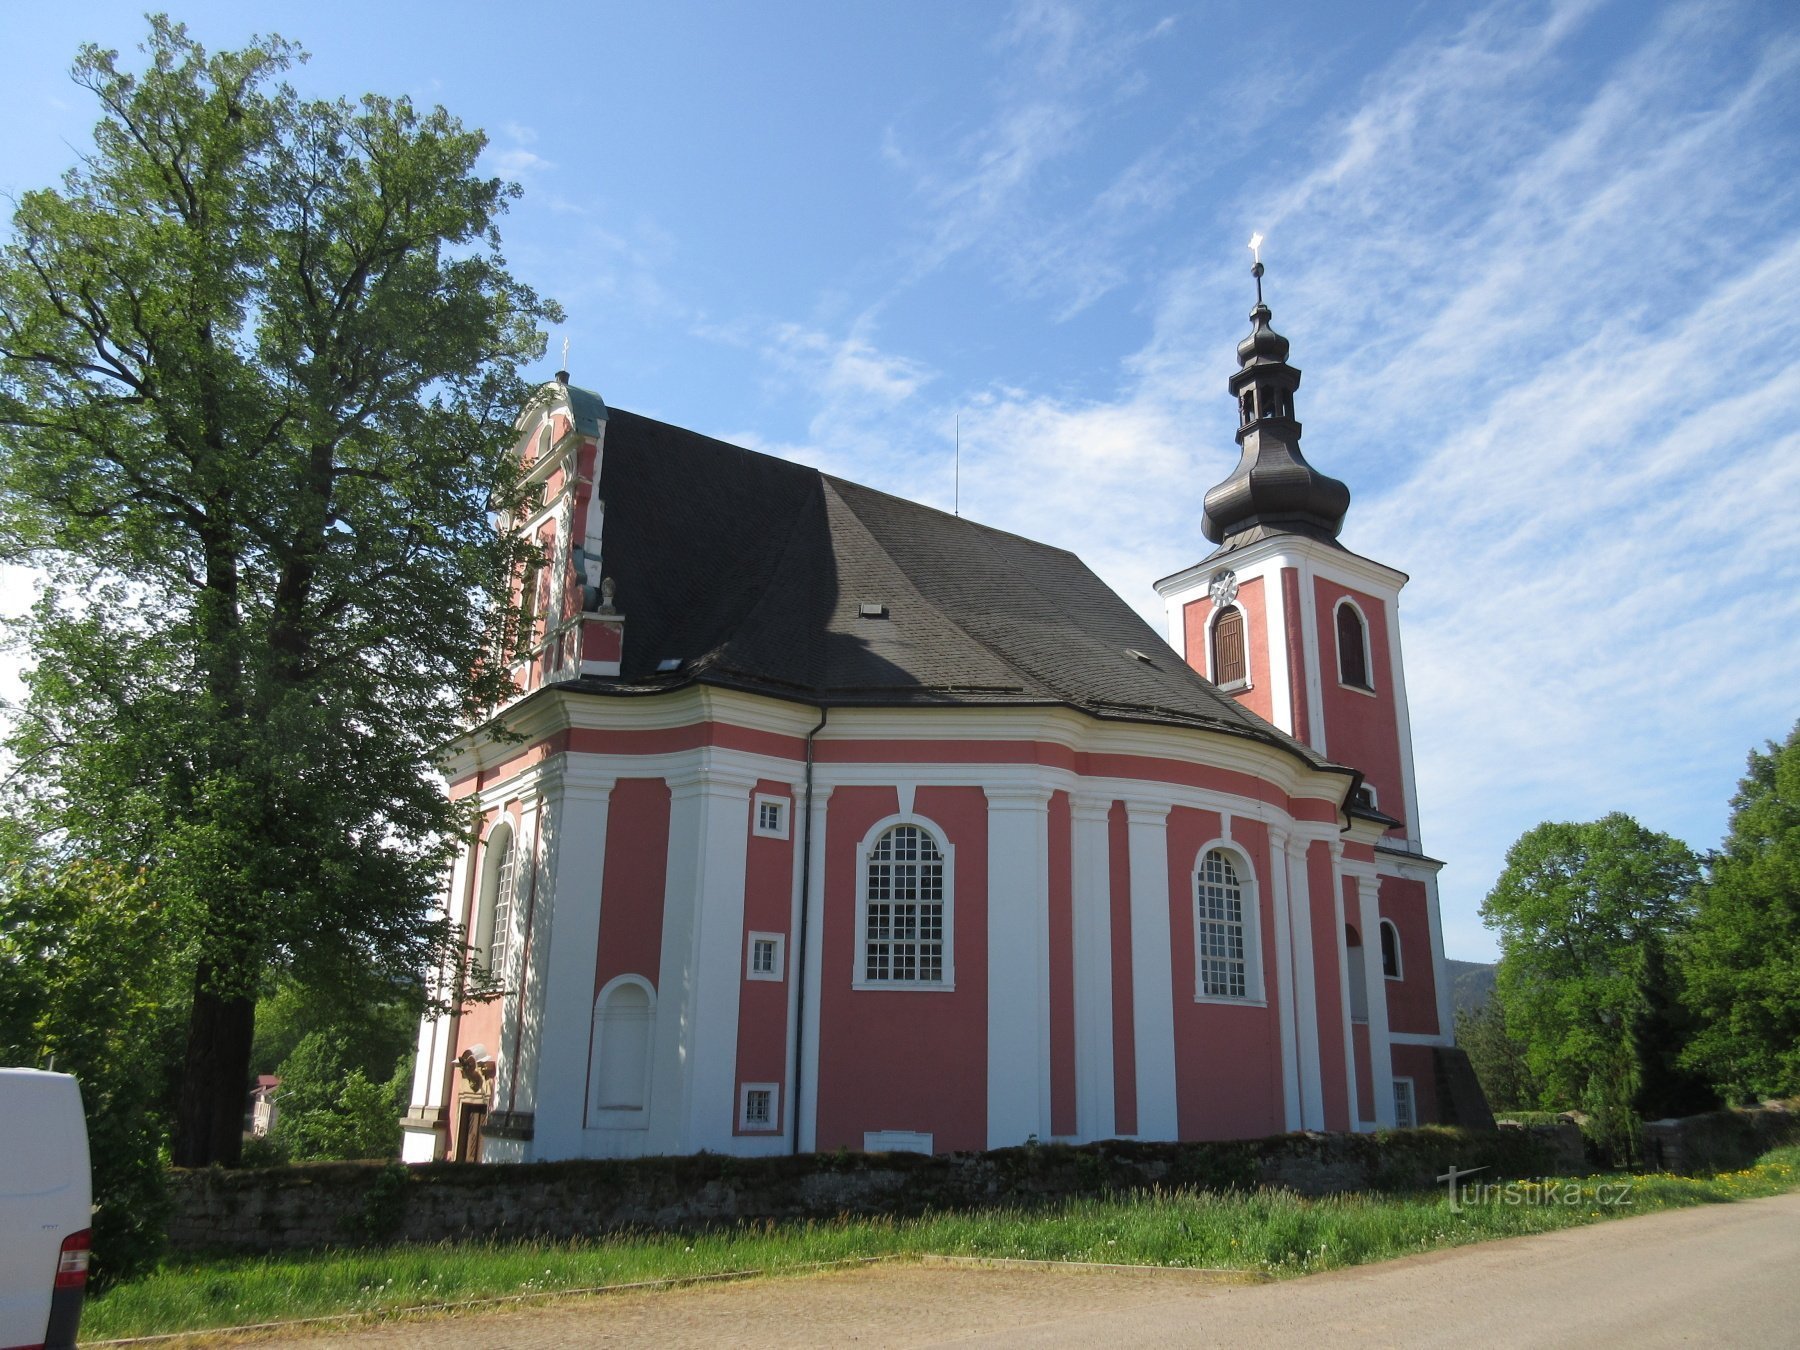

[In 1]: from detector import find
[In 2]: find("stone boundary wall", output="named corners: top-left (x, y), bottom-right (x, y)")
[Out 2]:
top-left (167, 1125), bottom-right (1571, 1255)
top-left (1642, 1103), bottom-right (1797, 1174)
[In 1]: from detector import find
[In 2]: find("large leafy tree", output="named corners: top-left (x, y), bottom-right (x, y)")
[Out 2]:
top-left (0, 18), bottom-right (555, 1164)
top-left (1480, 813), bottom-right (1704, 1154)
top-left (1682, 723), bottom-right (1800, 1101)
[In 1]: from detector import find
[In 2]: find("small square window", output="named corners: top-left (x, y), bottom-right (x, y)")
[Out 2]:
top-left (746, 931), bottom-right (785, 982)
top-left (739, 1082), bottom-right (779, 1131)
top-left (752, 793), bottom-right (790, 839)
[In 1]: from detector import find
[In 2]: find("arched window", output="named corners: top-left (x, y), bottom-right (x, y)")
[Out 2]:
top-left (1195, 847), bottom-right (1260, 1000)
top-left (1380, 919), bottom-right (1403, 980)
top-left (1345, 922), bottom-right (1370, 1023)
top-left (471, 822), bottom-right (519, 978)
top-left (1212, 605), bottom-right (1247, 689)
top-left (590, 977), bottom-right (654, 1120)
top-left (1336, 599), bottom-right (1372, 690)
top-left (860, 823), bottom-right (949, 986)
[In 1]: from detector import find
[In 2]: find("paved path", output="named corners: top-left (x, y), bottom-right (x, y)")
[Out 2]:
top-left (201, 1191), bottom-right (1800, 1348)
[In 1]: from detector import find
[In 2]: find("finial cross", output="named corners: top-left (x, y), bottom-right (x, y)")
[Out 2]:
top-left (560, 335), bottom-right (570, 370)
top-left (1248, 232), bottom-right (1264, 264)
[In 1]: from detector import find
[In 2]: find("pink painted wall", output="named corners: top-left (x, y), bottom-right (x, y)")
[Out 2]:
top-left (1165, 808), bottom-right (1284, 1140)
top-left (1312, 577), bottom-right (1405, 838)
top-left (592, 779), bottom-right (671, 996)
top-left (1180, 575), bottom-right (1273, 722)
top-left (733, 780), bottom-right (796, 1135)
top-left (1379, 874), bottom-right (1441, 1037)
top-left (1390, 1044), bottom-right (1440, 1125)
top-left (1047, 791), bottom-right (1077, 1139)
top-left (815, 786), bottom-right (989, 1153)
top-left (1108, 801), bottom-right (1137, 1136)
top-left (1307, 841), bottom-right (1350, 1131)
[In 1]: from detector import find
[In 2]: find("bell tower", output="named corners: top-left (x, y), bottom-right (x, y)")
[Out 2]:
top-left (1156, 246), bottom-right (1425, 853)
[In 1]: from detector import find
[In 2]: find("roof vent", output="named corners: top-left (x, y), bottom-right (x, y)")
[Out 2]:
top-left (1125, 648), bottom-right (1158, 666)
top-left (655, 657), bottom-right (682, 673)
top-left (858, 602), bottom-right (888, 619)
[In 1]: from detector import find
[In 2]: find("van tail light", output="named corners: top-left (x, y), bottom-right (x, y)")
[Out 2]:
top-left (54, 1229), bottom-right (92, 1290)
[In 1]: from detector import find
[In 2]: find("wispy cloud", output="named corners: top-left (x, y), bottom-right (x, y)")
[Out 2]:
top-left (728, 0), bottom-right (1800, 958)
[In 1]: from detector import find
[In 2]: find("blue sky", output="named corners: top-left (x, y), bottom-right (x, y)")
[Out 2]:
top-left (4, 0), bottom-right (1797, 960)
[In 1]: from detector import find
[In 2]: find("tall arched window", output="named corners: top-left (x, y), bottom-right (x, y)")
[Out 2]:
top-left (590, 977), bottom-right (654, 1120)
top-left (471, 822), bottom-right (519, 978)
top-left (1336, 600), bottom-right (1372, 690)
top-left (861, 824), bottom-right (948, 986)
top-left (1212, 606), bottom-right (1247, 689)
top-left (1195, 847), bottom-right (1259, 1000)
top-left (1380, 919), bottom-right (1403, 980)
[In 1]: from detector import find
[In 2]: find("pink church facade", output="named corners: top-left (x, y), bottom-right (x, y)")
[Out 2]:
top-left (401, 278), bottom-right (1457, 1164)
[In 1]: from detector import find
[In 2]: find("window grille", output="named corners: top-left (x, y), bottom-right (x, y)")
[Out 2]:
top-left (752, 938), bottom-right (777, 976)
top-left (865, 825), bottom-right (945, 984)
top-left (489, 836), bottom-right (519, 976)
top-left (759, 801), bottom-right (783, 833)
top-left (1394, 1079), bottom-right (1416, 1129)
top-left (1196, 848), bottom-right (1248, 998)
top-left (744, 1088), bottom-right (772, 1126)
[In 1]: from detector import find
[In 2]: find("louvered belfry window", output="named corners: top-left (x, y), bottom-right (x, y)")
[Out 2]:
top-left (1214, 606), bottom-right (1246, 687)
top-left (1337, 603), bottom-right (1371, 689)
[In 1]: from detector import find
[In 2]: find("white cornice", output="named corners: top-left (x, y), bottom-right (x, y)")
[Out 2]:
top-left (1155, 535), bottom-right (1409, 599)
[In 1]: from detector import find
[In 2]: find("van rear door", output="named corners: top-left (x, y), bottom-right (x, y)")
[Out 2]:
top-left (0, 1070), bottom-right (93, 1349)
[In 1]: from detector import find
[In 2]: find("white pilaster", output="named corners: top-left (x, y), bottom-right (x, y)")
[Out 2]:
top-left (1069, 795), bottom-right (1115, 1143)
top-left (1125, 800), bottom-right (1178, 1141)
top-left (796, 784), bottom-right (833, 1153)
top-left (522, 773), bottom-right (615, 1160)
top-left (1356, 870), bottom-right (1397, 1128)
top-left (650, 766), bottom-right (755, 1155)
top-left (985, 785), bottom-right (1053, 1148)
top-left (1286, 838), bottom-right (1326, 1130)
top-left (1267, 824), bottom-right (1301, 1132)
top-left (1329, 846), bottom-right (1362, 1130)
top-left (1264, 563), bottom-right (1295, 738)
top-left (402, 843), bottom-right (474, 1162)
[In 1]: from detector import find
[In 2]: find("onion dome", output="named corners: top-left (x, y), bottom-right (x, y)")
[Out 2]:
top-left (1201, 260), bottom-right (1350, 549)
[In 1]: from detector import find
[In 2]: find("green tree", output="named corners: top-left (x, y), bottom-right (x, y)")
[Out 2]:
top-left (0, 18), bottom-right (556, 1165)
top-left (250, 971), bottom-right (423, 1084)
top-left (0, 846), bottom-right (186, 1282)
top-left (1481, 813), bottom-right (1703, 1157)
top-left (267, 1029), bottom-right (409, 1161)
top-left (1682, 722), bottom-right (1800, 1102)
top-left (1453, 997), bottom-right (1544, 1114)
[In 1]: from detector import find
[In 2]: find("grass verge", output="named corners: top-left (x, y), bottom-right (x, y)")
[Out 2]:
top-left (83, 1145), bottom-right (1800, 1341)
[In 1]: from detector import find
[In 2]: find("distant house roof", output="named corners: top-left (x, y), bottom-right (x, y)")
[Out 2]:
top-left (563, 404), bottom-right (1346, 779)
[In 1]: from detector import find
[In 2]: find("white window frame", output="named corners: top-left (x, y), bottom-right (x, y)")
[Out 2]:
top-left (738, 1082), bottom-right (780, 1132)
top-left (1208, 604), bottom-right (1252, 693)
top-left (853, 815), bottom-right (955, 991)
top-left (746, 931), bottom-right (786, 982)
top-left (1393, 1076), bottom-right (1417, 1129)
top-left (1332, 596), bottom-right (1377, 695)
top-left (1379, 918), bottom-right (1404, 981)
top-left (588, 974), bottom-right (656, 1129)
top-left (752, 792), bottom-right (790, 840)
top-left (1191, 841), bottom-right (1265, 1005)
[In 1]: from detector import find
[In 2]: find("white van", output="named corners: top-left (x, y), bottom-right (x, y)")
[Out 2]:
top-left (0, 1069), bottom-right (92, 1350)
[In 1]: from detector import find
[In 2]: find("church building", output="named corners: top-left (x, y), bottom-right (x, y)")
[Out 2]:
top-left (400, 263), bottom-right (1459, 1164)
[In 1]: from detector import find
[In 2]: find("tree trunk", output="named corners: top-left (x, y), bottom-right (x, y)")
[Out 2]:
top-left (171, 968), bottom-right (257, 1167)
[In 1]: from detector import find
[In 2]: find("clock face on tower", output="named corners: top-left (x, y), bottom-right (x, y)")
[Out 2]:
top-left (1209, 569), bottom-right (1239, 610)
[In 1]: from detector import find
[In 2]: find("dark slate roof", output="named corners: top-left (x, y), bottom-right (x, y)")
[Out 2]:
top-left (576, 404), bottom-right (1345, 776)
